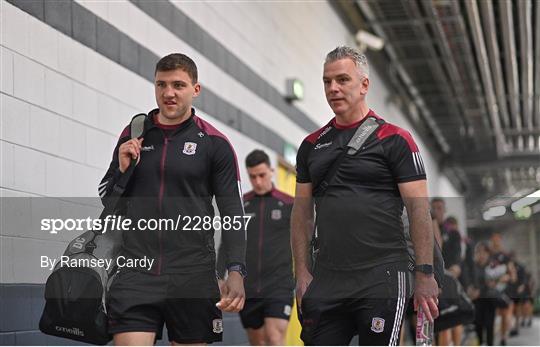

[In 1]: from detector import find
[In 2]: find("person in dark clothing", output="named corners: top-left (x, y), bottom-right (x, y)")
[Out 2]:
top-left (490, 233), bottom-right (513, 345)
top-left (292, 46), bottom-right (438, 346)
top-left (508, 252), bottom-right (527, 336)
top-left (438, 216), bottom-right (464, 346)
top-left (100, 53), bottom-right (246, 345)
top-left (470, 242), bottom-right (497, 346)
top-left (431, 198), bottom-right (446, 228)
top-left (522, 270), bottom-right (535, 327)
top-left (460, 236), bottom-right (476, 290)
top-left (442, 216), bottom-right (463, 277)
top-left (217, 150), bottom-right (294, 345)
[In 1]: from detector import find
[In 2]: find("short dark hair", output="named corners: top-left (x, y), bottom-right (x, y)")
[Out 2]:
top-left (431, 197), bottom-right (445, 205)
top-left (475, 241), bottom-right (490, 254)
top-left (245, 150), bottom-right (270, 168)
top-left (445, 216), bottom-right (458, 225)
top-left (155, 53), bottom-right (198, 83)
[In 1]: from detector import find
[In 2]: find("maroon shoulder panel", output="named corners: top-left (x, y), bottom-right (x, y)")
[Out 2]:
top-left (271, 188), bottom-right (294, 204)
top-left (119, 125), bottom-right (130, 138)
top-left (193, 114), bottom-right (241, 179)
top-left (243, 190), bottom-right (256, 201)
top-left (376, 122), bottom-right (419, 152)
top-left (305, 119), bottom-right (334, 144)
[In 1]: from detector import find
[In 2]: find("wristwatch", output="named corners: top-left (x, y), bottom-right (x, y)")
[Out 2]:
top-left (414, 264), bottom-right (434, 275)
top-left (227, 263), bottom-right (247, 278)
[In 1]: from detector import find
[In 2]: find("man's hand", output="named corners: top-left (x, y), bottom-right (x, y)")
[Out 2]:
top-left (217, 278), bottom-right (226, 295)
top-left (295, 271), bottom-right (313, 313)
top-left (118, 138), bottom-right (143, 173)
top-left (216, 272), bottom-right (245, 312)
top-left (414, 272), bottom-right (439, 322)
top-left (467, 286), bottom-right (480, 300)
top-left (448, 264), bottom-right (461, 279)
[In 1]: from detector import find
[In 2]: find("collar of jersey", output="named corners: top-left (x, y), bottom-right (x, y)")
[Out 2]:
top-left (147, 108), bottom-right (195, 134)
top-left (332, 109), bottom-right (380, 130)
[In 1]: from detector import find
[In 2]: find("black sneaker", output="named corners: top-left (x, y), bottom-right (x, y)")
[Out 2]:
top-left (509, 328), bottom-right (519, 337)
top-left (501, 339), bottom-right (507, 345)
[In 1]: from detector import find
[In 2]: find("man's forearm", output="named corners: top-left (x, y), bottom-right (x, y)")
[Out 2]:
top-left (408, 198), bottom-right (433, 265)
top-left (291, 200), bottom-right (313, 277)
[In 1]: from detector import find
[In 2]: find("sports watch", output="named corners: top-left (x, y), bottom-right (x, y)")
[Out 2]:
top-left (414, 264), bottom-right (434, 275)
top-left (227, 263), bottom-right (247, 278)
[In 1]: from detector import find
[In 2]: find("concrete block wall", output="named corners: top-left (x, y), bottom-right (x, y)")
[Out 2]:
top-left (1, 0), bottom-right (463, 344)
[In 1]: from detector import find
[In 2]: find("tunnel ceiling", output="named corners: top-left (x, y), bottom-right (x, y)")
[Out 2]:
top-left (332, 0), bottom-right (540, 221)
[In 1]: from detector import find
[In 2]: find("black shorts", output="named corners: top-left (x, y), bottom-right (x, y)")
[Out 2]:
top-left (107, 270), bottom-right (222, 344)
top-left (240, 296), bottom-right (294, 329)
top-left (300, 262), bottom-right (412, 346)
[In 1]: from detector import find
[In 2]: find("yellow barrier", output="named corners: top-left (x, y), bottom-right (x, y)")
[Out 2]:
top-left (276, 163), bottom-right (303, 346)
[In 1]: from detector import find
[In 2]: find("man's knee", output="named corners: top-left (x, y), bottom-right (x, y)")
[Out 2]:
top-left (114, 331), bottom-right (156, 346)
top-left (264, 318), bottom-right (288, 345)
top-left (265, 329), bottom-right (285, 346)
top-left (246, 327), bottom-right (266, 346)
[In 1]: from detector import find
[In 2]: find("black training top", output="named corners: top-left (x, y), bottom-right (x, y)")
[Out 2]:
top-left (441, 226), bottom-right (463, 269)
top-left (99, 108), bottom-right (246, 275)
top-left (296, 109), bottom-right (427, 271)
top-left (217, 187), bottom-right (294, 298)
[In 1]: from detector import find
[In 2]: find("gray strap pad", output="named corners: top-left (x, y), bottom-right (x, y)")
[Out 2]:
top-left (346, 116), bottom-right (380, 155)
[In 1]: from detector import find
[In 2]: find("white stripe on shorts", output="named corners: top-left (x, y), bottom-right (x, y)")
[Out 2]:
top-left (389, 271), bottom-right (406, 346)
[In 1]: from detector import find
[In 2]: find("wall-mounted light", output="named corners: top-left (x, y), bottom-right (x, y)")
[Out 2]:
top-left (482, 205), bottom-right (506, 221)
top-left (510, 189), bottom-right (540, 212)
top-left (514, 206), bottom-right (532, 220)
top-left (285, 78), bottom-right (304, 102)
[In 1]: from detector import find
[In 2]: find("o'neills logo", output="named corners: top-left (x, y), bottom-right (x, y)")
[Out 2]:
top-left (55, 325), bottom-right (85, 337)
top-left (317, 126), bottom-right (332, 140)
top-left (354, 124), bottom-right (376, 144)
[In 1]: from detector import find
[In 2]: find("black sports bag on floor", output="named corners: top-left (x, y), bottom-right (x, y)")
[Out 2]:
top-left (39, 114), bottom-right (147, 345)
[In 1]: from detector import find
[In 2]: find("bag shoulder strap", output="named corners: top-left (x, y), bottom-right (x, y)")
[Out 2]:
top-left (311, 116), bottom-right (382, 250)
top-left (99, 113), bottom-right (148, 219)
top-left (317, 116), bottom-right (382, 196)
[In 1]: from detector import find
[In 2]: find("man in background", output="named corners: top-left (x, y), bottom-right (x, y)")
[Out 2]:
top-left (490, 233), bottom-right (513, 345)
top-left (218, 150), bottom-right (295, 345)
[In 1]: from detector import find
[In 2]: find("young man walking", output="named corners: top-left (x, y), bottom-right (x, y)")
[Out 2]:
top-left (100, 53), bottom-right (247, 345)
top-left (218, 150), bottom-right (295, 345)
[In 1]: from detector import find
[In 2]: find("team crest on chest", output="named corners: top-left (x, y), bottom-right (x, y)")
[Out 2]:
top-left (271, 209), bottom-right (282, 220)
top-left (182, 142), bottom-right (197, 155)
top-left (371, 317), bottom-right (385, 333)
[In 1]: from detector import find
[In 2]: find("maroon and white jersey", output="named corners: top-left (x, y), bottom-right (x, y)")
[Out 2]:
top-left (296, 109), bottom-right (427, 270)
top-left (99, 108), bottom-right (245, 274)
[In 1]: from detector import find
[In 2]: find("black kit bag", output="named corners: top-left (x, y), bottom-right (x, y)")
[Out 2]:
top-left (39, 114), bottom-right (147, 345)
top-left (39, 232), bottom-right (122, 344)
top-left (434, 270), bottom-right (475, 332)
